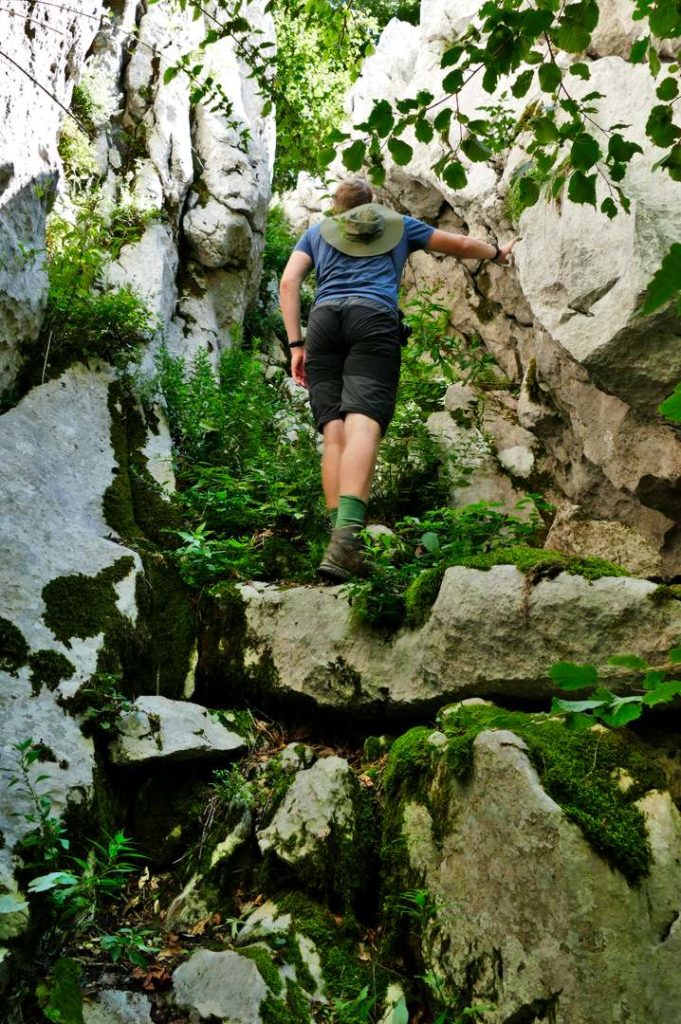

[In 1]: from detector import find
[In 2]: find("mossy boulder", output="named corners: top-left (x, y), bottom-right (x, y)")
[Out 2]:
top-left (381, 702), bottom-right (681, 1023)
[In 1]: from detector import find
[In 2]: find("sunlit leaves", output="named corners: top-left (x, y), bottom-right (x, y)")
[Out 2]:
top-left (342, 139), bottom-right (366, 171)
top-left (549, 661), bottom-right (599, 690)
top-left (461, 136), bottom-right (491, 162)
top-left (538, 62), bottom-right (562, 91)
top-left (657, 76), bottom-right (679, 100)
top-left (640, 243), bottom-right (681, 313)
top-left (512, 69), bottom-right (534, 97)
top-left (442, 160), bottom-right (467, 189)
top-left (366, 99), bottom-right (394, 137)
top-left (387, 137), bottom-right (413, 165)
top-left (568, 170), bottom-right (597, 204)
top-left (646, 104), bottom-right (681, 147)
top-left (570, 132), bottom-right (601, 169)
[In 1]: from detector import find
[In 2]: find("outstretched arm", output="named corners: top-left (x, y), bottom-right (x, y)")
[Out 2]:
top-left (280, 250), bottom-right (314, 387)
top-left (427, 230), bottom-right (516, 264)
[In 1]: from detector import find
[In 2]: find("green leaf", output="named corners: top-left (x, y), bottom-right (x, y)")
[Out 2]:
top-left (442, 69), bottom-right (464, 93)
top-left (569, 62), bottom-right (591, 79)
top-left (442, 160), bottom-right (467, 189)
top-left (551, 697), bottom-right (608, 713)
top-left (420, 532), bottom-right (440, 554)
top-left (629, 37), bottom-right (649, 64)
top-left (649, 0), bottom-right (681, 38)
top-left (670, 647), bottom-right (681, 664)
top-left (533, 116), bottom-right (561, 144)
top-left (607, 654), bottom-right (648, 670)
top-left (649, 45), bottom-right (662, 78)
top-left (659, 387), bottom-right (681, 420)
top-left (342, 140), bottom-right (366, 172)
top-left (538, 62), bottom-right (562, 92)
top-left (433, 108), bottom-right (453, 134)
top-left (0, 892), bottom-right (29, 914)
top-left (644, 669), bottom-right (666, 689)
top-left (392, 996), bottom-right (410, 1024)
top-left (598, 697), bottom-right (644, 727)
top-left (517, 176), bottom-right (540, 210)
top-left (461, 136), bottom-right (491, 163)
top-left (601, 197), bottom-right (618, 218)
top-left (564, 711), bottom-right (597, 730)
top-left (571, 132), bottom-right (601, 170)
top-left (512, 70), bottom-right (534, 98)
top-left (441, 45), bottom-right (464, 68)
top-left (28, 871), bottom-right (78, 893)
top-left (643, 680), bottom-right (681, 707)
top-left (415, 118), bottom-right (434, 144)
top-left (657, 77), bottom-right (679, 101)
top-left (43, 959), bottom-right (84, 1024)
top-left (608, 133), bottom-right (644, 163)
top-left (523, 8), bottom-right (555, 34)
top-left (416, 90), bottom-right (435, 106)
top-left (657, 143), bottom-right (681, 182)
top-left (646, 104), bottom-right (681, 148)
top-left (388, 138), bottom-right (413, 166)
top-left (368, 100), bottom-right (394, 138)
top-left (368, 163), bottom-right (386, 188)
top-left (319, 147), bottom-right (336, 167)
top-left (640, 244), bottom-right (681, 314)
top-left (163, 66), bottom-right (179, 84)
top-left (549, 661), bottom-right (599, 689)
top-left (568, 170), bottom-right (597, 205)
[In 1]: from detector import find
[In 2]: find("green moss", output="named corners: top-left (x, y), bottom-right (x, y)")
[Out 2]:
top-left (651, 583), bottom-right (681, 602)
top-left (437, 704), bottom-right (664, 884)
top-left (0, 618), bottom-right (29, 675)
top-left (363, 735), bottom-right (393, 762)
top-left (42, 557), bottom-right (135, 646)
top-left (276, 892), bottom-right (371, 1002)
top-left (27, 650), bottom-right (75, 695)
top-left (404, 567), bottom-right (445, 628)
top-left (104, 383), bottom-right (183, 548)
top-left (239, 944), bottom-right (283, 995)
top-left (383, 727), bottom-right (436, 799)
top-left (456, 545), bottom-right (629, 580)
top-left (196, 583), bottom-right (280, 705)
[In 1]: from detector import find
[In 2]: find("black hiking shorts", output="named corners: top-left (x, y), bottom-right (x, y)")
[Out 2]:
top-left (304, 297), bottom-right (401, 436)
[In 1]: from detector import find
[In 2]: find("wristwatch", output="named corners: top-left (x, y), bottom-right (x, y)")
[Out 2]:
top-left (490, 244), bottom-right (501, 262)
top-left (288, 340), bottom-right (304, 349)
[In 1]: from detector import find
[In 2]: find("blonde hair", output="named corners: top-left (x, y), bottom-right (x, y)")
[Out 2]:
top-left (332, 177), bottom-right (374, 213)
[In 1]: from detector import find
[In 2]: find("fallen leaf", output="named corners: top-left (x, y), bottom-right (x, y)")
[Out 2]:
top-left (358, 773), bottom-right (374, 788)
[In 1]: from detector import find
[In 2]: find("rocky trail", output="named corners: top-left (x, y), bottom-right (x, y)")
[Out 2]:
top-left (1, 0), bottom-right (681, 1022)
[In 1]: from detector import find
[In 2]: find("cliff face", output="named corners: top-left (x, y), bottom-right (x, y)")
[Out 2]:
top-left (287, 0), bottom-right (681, 576)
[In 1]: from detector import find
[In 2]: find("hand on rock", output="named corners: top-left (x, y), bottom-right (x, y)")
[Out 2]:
top-left (495, 237), bottom-right (519, 265)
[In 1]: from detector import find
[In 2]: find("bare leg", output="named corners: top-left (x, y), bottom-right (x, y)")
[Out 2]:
top-left (322, 419), bottom-right (345, 510)
top-left (337, 412), bottom-right (382, 503)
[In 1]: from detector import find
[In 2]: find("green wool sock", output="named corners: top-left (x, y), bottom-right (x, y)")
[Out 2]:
top-left (328, 508), bottom-right (338, 528)
top-left (336, 495), bottom-right (367, 529)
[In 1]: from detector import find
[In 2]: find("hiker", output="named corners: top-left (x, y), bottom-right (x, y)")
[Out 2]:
top-left (279, 177), bottom-right (515, 582)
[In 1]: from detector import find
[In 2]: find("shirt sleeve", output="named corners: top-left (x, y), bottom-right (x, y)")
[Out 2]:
top-left (404, 216), bottom-right (436, 253)
top-left (294, 229), bottom-right (314, 258)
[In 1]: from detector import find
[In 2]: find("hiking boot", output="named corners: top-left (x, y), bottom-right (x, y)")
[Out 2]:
top-left (317, 524), bottom-right (368, 583)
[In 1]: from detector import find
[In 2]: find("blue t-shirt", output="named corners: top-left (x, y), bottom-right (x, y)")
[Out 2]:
top-left (294, 215), bottom-right (435, 310)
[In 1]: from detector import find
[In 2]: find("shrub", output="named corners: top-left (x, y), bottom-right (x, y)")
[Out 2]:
top-left (151, 346), bottom-right (327, 585)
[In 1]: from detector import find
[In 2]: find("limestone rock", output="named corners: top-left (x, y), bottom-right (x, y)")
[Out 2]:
top-left (172, 949), bottom-right (268, 1022)
top-left (399, 728), bottom-right (681, 1023)
top-left (184, 202), bottom-right (255, 269)
top-left (257, 756), bottom-right (357, 871)
top-left (104, 222), bottom-right (178, 332)
top-left (0, 367), bottom-right (141, 892)
top-left (83, 991), bottom-right (152, 1024)
top-left (427, 411), bottom-right (531, 513)
top-left (546, 505), bottom-right (664, 577)
top-left (108, 696), bottom-right (245, 765)
top-left (199, 570), bottom-right (681, 714)
top-left (0, 0), bottom-right (103, 393)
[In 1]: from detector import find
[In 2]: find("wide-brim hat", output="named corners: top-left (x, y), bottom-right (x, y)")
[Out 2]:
top-left (320, 202), bottom-right (404, 256)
